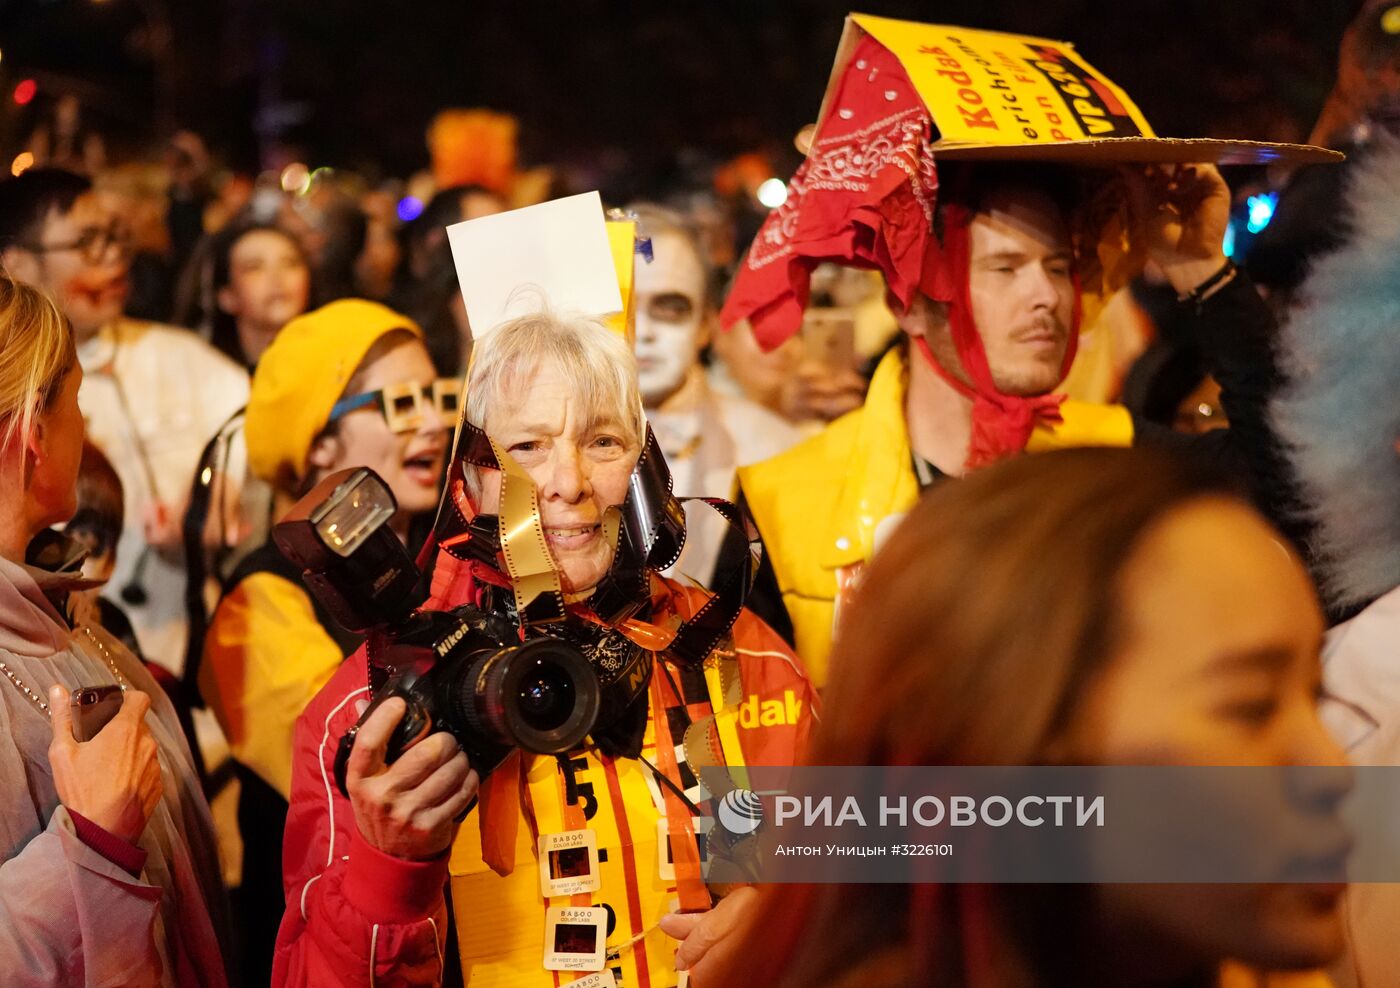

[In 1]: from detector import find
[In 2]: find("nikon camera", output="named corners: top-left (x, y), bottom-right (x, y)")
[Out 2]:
top-left (273, 467), bottom-right (603, 796)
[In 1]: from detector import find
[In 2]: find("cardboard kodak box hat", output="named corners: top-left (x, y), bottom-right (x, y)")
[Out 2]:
top-left (722, 13), bottom-right (1343, 350)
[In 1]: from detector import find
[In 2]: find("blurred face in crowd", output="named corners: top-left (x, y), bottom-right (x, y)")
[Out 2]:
top-left (710, 318), bottom-right (803, 413)
top-left (918, 186), bottom-right (1075, 397)
top-left (218, 229), bottom-right (310, 357)
top-left (310, 339), bottom-right (448, 525)
top-left (478, 361), bottom-right (641, 594)
top-left (635, 229), bottom-right (710, 407)
top-left (7, 193), bottom-right (131, 341)
top-left (1066, 498), bottom-right (1347, 972)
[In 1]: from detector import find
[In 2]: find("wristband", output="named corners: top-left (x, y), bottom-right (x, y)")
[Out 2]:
top-left (1177, 259), bottom-right (1238, 311)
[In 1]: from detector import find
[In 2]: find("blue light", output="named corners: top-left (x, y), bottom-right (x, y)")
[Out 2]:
top-left (397, 195), bottom-right (425, 223)
top-left (1222, 222), bottom-right (1237, 259)
top-left (1245, 192), bottom-right (1278, 235)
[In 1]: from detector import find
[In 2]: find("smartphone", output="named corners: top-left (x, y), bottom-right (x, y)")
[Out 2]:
top-left (71, 685), bottom-right (124, 742)
top-left (801, 307), bottom-right (857, 373)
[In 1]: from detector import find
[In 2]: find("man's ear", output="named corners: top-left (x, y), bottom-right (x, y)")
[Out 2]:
top-left (1, 246), bottom-right (41, 285)
top-left (697, 309), bottom-right (717, 351)
top-left (895, 293), bottom-right (945, 340)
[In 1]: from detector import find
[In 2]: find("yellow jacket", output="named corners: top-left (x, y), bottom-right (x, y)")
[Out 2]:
top-left (201, 570), bottom-right (345, 798)
top-left (737, 347), bottom-right (1133, 686)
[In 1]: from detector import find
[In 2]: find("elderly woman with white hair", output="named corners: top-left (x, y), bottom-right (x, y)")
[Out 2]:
top-left (275, 309), bottom-right (816, 988)
top-left (1270, 137), bottom-right (1400, 988)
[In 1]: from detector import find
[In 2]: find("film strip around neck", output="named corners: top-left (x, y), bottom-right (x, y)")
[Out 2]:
top-left (432, 420), bottom-right (762, 663)
top-left (587, 425), bottom-right (687, 625)
top-left (429, 425), bottom-right (501, 569)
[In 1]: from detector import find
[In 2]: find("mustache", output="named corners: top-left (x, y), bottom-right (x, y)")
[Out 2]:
top-left (1012, 315), bottom-right (1069, 342)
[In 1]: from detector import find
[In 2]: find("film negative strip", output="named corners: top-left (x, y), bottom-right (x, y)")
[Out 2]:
top-left (589, 426), bottom-right (687, 626)
top-left (428, 422), bottom-right (505, 569)
top-left (490, 435), bottom-right (568, 626)
top-left (665, 497), bottom-right (761, 666)
top-left (431, 420), bottom-right (761, 665)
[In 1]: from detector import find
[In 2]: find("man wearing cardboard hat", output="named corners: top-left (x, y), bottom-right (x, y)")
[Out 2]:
top-left (727, 18), bottom-right (1341, 685)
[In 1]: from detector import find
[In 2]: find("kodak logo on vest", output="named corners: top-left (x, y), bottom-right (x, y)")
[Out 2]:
top-left (738, 690), bottom-right (803, 729)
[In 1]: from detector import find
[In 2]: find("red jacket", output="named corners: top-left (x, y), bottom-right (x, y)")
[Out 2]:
top-left (272, 555), bottom-right (816, 988)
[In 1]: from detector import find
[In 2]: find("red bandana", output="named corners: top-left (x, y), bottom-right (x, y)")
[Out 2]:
top-left (720, 35), bottom-right (939, 348)
top-left (722, 35), bottom-right (1082, 470)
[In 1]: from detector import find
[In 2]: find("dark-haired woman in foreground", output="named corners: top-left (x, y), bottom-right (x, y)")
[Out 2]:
top-left (709, 447), bottom-right (1343, 988)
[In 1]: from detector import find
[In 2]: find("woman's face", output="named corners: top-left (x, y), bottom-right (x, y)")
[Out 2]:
top-left (30, 362), bottom-right (85, 532)
top-left (313, 341), bottom-right (447, 522)
top-left (1070, 498), bottom-right (1348, 973)
top-left (219, 229), bottom-right (311, 340)
top-left (478, 361), bottom-right (640, 594)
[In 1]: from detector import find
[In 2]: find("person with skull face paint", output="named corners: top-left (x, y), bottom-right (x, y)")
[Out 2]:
top-left (275, 309), bottom-right (817, 988)
top-left (628, 203), bottom-right (800, 587)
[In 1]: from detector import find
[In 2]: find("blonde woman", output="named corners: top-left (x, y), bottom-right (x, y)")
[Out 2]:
top-left (0, 277), bottom-right (229, 985)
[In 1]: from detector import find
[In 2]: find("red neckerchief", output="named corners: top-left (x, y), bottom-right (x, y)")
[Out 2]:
top-left (916, 202), bottom-right (1082, 471)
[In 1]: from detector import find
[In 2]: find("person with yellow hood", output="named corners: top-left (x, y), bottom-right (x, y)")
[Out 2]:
top-left (198, 298), bottom-right (454, 984)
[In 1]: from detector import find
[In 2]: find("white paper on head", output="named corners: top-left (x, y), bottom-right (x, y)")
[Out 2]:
top-left (445, 190), bottom-right (623, 340)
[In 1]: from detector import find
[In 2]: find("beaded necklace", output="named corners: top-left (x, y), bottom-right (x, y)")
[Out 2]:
top-left (0, 626), bottom-right (129, 717)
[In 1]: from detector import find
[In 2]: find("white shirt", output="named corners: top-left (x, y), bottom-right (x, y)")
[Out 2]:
top-left (1319, 583), bottom-right (1400, 988)
top-left (648, 368), bottom-right (800, 586)
top-left (77, 318), bottom-right (249, 673)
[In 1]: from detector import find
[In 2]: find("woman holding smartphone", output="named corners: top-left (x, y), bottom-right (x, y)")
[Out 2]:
top-left (0, 277), bottom-right (229, 985)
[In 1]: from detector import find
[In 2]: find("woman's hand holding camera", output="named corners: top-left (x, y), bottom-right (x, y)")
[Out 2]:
top-left (345, 696), bottom-right (481, 861)
top-left (48, 687), bottom-right (163, 844)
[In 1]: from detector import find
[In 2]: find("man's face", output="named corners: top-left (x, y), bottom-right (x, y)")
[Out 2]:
top-left (924, 187), bottom-right (1075, 397)
top-left (635, 230), bottom-right (710, 407)
top-left (20, 193), bottom-right (132, 340)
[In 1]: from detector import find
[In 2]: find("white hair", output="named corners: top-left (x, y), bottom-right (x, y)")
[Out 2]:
top-left (463, 303), bottom-right (644, 496)
top-left (1271, 135), bottom-right (1400, 610)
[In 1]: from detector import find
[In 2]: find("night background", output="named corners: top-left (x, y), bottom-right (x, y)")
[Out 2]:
top-left (0, 0), bottom-right (1360, 198)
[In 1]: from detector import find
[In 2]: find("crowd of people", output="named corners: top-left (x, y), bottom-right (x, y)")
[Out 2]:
top-left (1, 4), bottom-right (1400, 987)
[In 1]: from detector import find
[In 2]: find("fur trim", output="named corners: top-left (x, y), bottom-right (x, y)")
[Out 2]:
top-left (1271, 134), bottom-right (1400, 609)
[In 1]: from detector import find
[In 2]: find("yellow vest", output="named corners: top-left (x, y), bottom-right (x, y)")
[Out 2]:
top-left (201, 571), bottom-right (344, 798)
top-left (444, 597), bottom-right (815, 988)
top-left (737, 348), bottom-right (1133, 686)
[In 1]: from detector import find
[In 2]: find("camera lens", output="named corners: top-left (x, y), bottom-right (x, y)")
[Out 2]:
top-left (517, 658), bottom-right (577, 733)
top-left (465, 639), bottom-right (601, 754)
